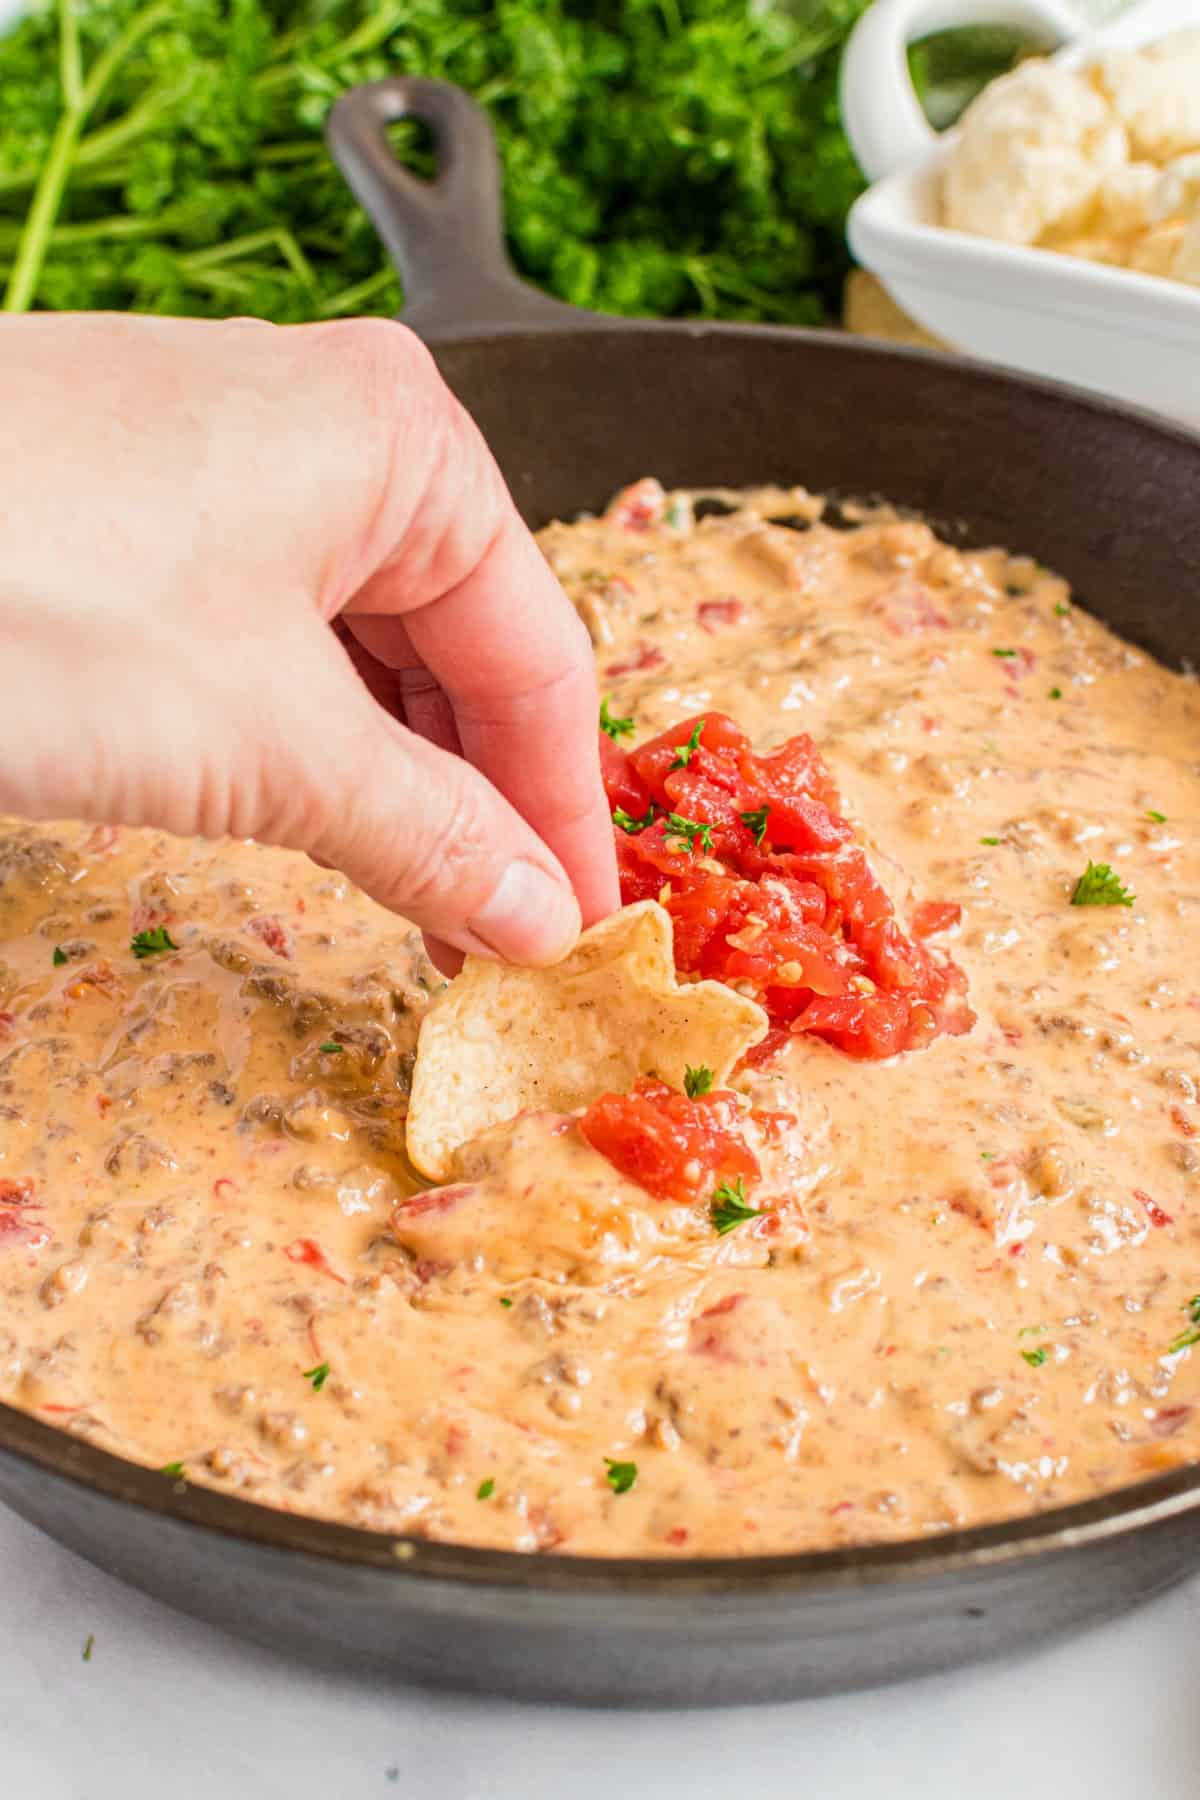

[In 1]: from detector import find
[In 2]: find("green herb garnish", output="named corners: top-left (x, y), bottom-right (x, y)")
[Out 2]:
top-left (600, 698), bottom-right (635, 742)
top-left (740, 805), bottom-right (770, 846)
top-left (160, 1460), bottom-right (186, 1479)
top-left (684, 1064), bottom-right (714, 1099)
top-left (604, 1458), bottom-right (638, 1495)
top-left (980, 836), bottom-right (1000, 846)
top-left (710, 1175), bottom-right (763, 1235)
top-left (1070, 862), bottom-right (1134, 908)
top-left (52, 945), bottom-right (67, 966)
top-left (302, 1361), bottom-right (330, 1392)
top-left (1048, 687), bottom-right (1063, 699)
top-left (1018, 1324), bottom-right (1048, 1338)
top-left (82, 1633), bottom-right (95, 1663)
top-left (499, 1297), bottom-right (513, 1309)
top-left (991, 648), bottom-right (1017, 658)
top-left (1055, 602), bottom-right (1070, 616)
top-left (1169, 1295), bottom-right (1200, 1354)
top-left (1147, 810), bottom-right (1167, 824)
top-left (670, 719), bottom-right (705, 770)
top-left (1021, 1346), bottom-right (1049, 1368)
top-left (476, 1477), bottom-right (495, 1501)
top-left (664, 813), bottom-right (713, 854)
top-left (613, 804), bottom-right (656, 835)
top-left (131, 925), bottom-right (177, 959)
top-left (318, 1041), bottom-right (343, 1053)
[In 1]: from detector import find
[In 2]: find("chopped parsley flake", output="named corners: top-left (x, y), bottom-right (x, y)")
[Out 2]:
top-left (599, 698), bottom-right (635, 741)
top-left (710, 1175), bottom-right (763, 1235)
top-left (613, 803), bottom-right (656, 835)
top-left (160, 1460), bottom-right (186, 1479)
top-left (131, 926), bottom-right (178, 959)
top-left (1048, 687), bottom-right (1063, 700)
top-left (670, 719), bottom-right (705, 770)
top-left (664, 813), bottom-right (713, 854)
top-left (1169, 1295), bottom-right (1200, 1354)
top-left (318, 1041), bottom-right (343, 1054)
top-left (740, 805), bottom-right (769, 846)
top-left (499, 1297), bottom-right (513, 1309)
top-left (476, 1477), bottom-right (495, 1501)
top-left (1147, 810), bottom-right (1167, 824)
top-left (980, 836), bottom-right (1000, 846)
top-left (991, 648), bottom-right (1017, 658)
top-left (604, 1458), bottom-right (638, 1495)
top-left (684, 1064), bottom-right (713, 1099)
top-left (82, 1634), bottom-right (95, 1663)
top-left (1070, 861), bottom-right (1134, 908)
top-left (52, 946), bottom-right (67, 966)
top-left (302, 1361), bottom-right (330, 1392)
top-left (980, 1151), bottom-right (994, 1161)
top-left (1021, 1346), bottom-right (1049, 1368)
top-left (1054, 602), bottom-right (1070, 616)
top-left (1018, 1324), bottom-right (1048, 1338)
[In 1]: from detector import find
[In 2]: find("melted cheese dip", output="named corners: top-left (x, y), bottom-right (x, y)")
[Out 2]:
top-left (2, 487), bottom-right (1199, 1557)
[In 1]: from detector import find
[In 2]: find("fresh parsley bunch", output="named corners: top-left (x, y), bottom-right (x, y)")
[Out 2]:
top-left (0, 0), bottom-right (869, 324)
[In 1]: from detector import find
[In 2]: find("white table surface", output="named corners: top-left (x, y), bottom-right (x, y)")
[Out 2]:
top-left (2, 1493), bottom-right (1199, 1800)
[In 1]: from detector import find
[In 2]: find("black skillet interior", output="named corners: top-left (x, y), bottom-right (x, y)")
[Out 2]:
top-left (0, 77), bottom-right (1198, 1710)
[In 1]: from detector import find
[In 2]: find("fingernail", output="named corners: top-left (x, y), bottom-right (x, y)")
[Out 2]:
top-left (467, 861), bottom-right (581, 965)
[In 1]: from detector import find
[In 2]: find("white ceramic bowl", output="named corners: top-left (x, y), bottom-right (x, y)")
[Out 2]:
top-left (842, 0), bottom-right (1200, 429)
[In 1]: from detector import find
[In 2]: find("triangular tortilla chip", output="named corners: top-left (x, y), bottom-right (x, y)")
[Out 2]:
top-left (406, 900), bottom-right (768, 1180)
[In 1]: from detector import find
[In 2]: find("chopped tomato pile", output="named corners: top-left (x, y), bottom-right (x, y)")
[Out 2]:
top-left (600, 711), bottom-right (972, 1060)
top-left (581, 1078), bottom-right (759, 1202)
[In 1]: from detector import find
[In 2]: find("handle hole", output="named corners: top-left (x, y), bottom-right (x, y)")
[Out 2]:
top-left (385, 118), bottom-right (437, 183)
top-left (908, 23), bottom-right (1056, 130)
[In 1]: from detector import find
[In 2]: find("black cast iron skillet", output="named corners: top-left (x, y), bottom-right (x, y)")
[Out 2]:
top-left (2, 79), bottom-right (1199, 1709)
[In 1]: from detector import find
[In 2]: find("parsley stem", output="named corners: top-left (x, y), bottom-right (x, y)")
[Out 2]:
top-left (4, 0), bottom-right (171, 313)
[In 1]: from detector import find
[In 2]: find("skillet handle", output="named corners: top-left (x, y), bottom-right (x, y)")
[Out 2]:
top-left (326, 78), bottom-right (595, 341)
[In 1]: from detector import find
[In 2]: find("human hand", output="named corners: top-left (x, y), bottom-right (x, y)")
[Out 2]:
top-left (0, 313), bottom-right (617, 969)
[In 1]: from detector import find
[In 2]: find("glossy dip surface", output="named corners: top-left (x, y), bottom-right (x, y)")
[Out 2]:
top-left (2, 487), bottom-right (1199, 1557)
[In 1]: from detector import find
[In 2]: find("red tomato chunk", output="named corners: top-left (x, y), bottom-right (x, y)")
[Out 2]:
top-left (580, 1079), bottom-right (759, 1202)
top-left (601, 712), bottom-right (973, 1060)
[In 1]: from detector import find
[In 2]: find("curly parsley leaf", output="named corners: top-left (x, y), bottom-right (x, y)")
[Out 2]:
top-left (302, 1361), bottom-right (330, 1392)
top-left (1170, 1295), bottom-right (1200, 1354)
top-left (476, 1477), bottom-right (495, 1501)
top-left (684, 1064), bottom-right (713, 1098)
top-left (160, 1460), bottom-right (186, 1479)
top-left (991, 647), bottom-right (1017, 658)
top-left (670, 719), bottom-right (704, 770)
top-left (600, 698), bottom-right (635, 741)
top-left (740, 805), bottom-right (769, 846)
top-left (318, 1041), bottom-right (343, 1054)
top-left (1021, 1346), bottom-right (1049, 1368)
top-left (131, 925), bottom-right (178, 959)
top-left (710, 1174), bottom-right (763, 1235)
top-left (604, 1457), bottom-right (638, 1495)
top-left (1070, 862), bottom-right (1134, 908)
top-left (1147, 810), bottom-right (1167, 824)
top-left (664, 813), bottom-right (713, 854)
top-left (613, 803), bottom-right (656, 835)
top-left (52, 946), bottom-right (67, 966)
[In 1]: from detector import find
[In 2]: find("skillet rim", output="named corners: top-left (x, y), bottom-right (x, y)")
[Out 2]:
top-left (4, 319), bottom-right (1200, 1601)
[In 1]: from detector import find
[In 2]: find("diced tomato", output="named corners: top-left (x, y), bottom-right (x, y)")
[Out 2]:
top-left (248, 915), bottom-right (291, 960)
top-left (604, 642), bottom-right (665, 679)
top-left (911, 901), bottom-right (962, 938)
top-left (697, 597), bottom-right (745, 633)
top-left (605, 477), bottom-right (666, 531)
top-left (580, 1078), bottom-right (759, 1203)
top-left (1136, 1189), bottom-right (1172, 1228)
top-left (606, 710), bottom-right (974, 1060)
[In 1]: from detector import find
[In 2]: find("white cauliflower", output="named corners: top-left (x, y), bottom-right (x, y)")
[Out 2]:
top-left (1093, 31), bottom-right (1200, 164)
top-left (1151, 154), bottom-right (1200, 288)
top-left (943, 60), bottom-right (1128, 246)
top-left (1094, 161), bottom-right (1160, 233)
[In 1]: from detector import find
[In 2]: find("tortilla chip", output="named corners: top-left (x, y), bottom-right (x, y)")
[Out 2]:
top-left (405, 900), bottom-right (768, 1180)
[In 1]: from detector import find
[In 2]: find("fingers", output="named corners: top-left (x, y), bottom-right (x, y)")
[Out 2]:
top-left (281, 626), bottom-right (583, 967)
top-left (339, 355), bottom-right (619, 931)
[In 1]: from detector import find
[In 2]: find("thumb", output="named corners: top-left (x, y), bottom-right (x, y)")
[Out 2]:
top-left (277, 637), bottom-right (583, 968)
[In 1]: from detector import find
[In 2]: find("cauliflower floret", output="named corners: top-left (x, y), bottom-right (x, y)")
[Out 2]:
top-left (1093, 31), bottom-right (1200, 164)
top-left (1095, 161), bottom-right (1160, 233)
top-left (943, 60), bottom-right (1128, 246)
top-left (1149, 154), bottom-right (1200, 288)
